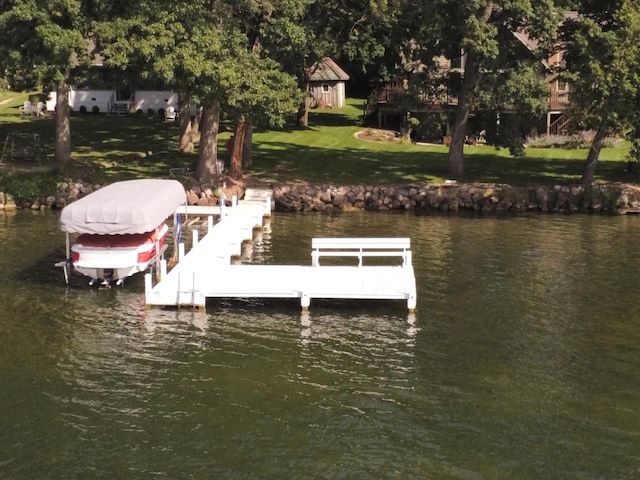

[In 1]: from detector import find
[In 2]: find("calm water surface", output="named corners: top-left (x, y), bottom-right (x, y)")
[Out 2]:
top-left (1, 209), bottom-right (640, 479)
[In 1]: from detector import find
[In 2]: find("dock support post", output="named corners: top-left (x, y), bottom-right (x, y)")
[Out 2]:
top-left (301, 292), bottom-right (310, 311)
top-left (144, 273), bottom-right (152, 303)
top-left (264, 195), bottom-right (271, 216)
top-left (407, 292), bottom-right (417, 313)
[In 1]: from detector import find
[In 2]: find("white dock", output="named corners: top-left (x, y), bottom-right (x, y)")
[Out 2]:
top-left (145, 190), bottom-right (417, 311)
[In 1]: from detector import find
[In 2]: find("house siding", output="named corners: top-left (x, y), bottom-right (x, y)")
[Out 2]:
top-left (311, 81), bottom-right (346, 108)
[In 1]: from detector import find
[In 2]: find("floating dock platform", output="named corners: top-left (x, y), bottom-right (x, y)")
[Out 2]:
top-left (145, 189), bottom-right (417, 311)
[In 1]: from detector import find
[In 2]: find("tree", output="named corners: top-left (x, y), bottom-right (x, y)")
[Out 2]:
top-left (224, 55), bottom-right (300, 178)
top-left (211, 0), bottom-right (303, 179)
top-left (96, 0), bottom-right (207, 154)
top-left (242, 0), bottom-right (322, 127)
top-left (98, 0), bottom-right (302, 182)
top-left (304, 0), bottom-right (405, 93)
top-left (97, 0), bottom-right (228, 179)
top-left (401, 0), bottom-right (558, 177)
top-left (560, 0), bottom-right (640, 184)
top-left (0, 0), bottom-right (93, 167)
top-left (258, 0), bottom-right (406, 127)
top-left (478, 63), bottom-right (551, 156)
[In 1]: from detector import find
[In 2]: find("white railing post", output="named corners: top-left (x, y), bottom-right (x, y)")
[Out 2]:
top-left (179, 242), bottom-right (185, 261)
top-left (192, 229), bottom-right (199, 248)
top-left (219, 193), bottom-right (226, 218)
top-left (160, 259), bottom-right (167, 280)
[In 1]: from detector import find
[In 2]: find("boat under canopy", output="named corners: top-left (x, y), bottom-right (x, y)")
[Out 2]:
top-left (57, 179), bottom-right (187, 285)
top-left (59, 179), bottom-right (187, 235)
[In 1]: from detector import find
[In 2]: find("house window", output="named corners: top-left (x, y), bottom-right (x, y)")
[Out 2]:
top-left (451, 49), bottom-right (466, 71)
top-left (557, 80), bottom-right (569, 92)
top-left (321, 84), bottom-right (330, 93)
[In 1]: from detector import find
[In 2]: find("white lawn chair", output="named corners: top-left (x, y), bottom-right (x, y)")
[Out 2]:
top-left (35, 102), bottom-right (45, 116)
top-left (19, 101), bottom-right (34, 116)
top-left (164, 106), bottom-right (176, 121)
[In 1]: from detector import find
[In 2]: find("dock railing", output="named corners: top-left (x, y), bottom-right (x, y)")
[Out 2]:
top-left (311, 237), bottom-right (412, 268)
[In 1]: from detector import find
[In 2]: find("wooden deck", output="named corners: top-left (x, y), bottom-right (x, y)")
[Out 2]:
top-left (145, 189), bottom-right (417, 311)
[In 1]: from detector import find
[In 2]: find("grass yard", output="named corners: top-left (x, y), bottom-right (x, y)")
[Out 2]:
top-left (0, 91), bottom-right (636, 186)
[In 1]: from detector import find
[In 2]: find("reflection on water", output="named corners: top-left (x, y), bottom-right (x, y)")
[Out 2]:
top-left (1, 209), bottom-right (640, 479)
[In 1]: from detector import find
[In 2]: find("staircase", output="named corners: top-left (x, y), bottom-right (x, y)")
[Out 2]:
top-left (107, 91), bottom-right (132, 115)
top-left (548, 114), bottom-right (571, 135)
top-left (109, 101), bottom-right (130, 115)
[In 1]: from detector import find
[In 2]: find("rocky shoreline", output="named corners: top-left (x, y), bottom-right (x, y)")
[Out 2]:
top-left (2, 179), bottom-right (640, 215)
top-left (272, 182), bottom-right (640, 215)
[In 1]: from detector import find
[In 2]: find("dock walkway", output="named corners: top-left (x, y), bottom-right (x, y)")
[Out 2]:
top-left (145, 189), bottom-right (417, 311)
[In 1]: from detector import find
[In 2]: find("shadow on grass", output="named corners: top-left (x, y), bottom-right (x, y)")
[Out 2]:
top-left (0, 113), bottom-right (192, 181)
top-left (1, 109), bottom-right (637, 186)
top-left (308, 110), bottom-right (361, 127)
top-left (250, 141), bottom-right (635, 185)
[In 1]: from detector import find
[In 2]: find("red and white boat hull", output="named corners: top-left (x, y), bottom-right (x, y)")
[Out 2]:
top-left (71, 224), bottom-right (168, 283)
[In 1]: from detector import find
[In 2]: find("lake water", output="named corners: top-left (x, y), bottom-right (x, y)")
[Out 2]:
top-left (1, 209), bottom-right (640, 479)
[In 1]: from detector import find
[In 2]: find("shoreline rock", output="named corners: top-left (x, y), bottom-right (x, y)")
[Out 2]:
top-left (3, 179), bottom-right (640, 215)
top-left (271, 182), bottom-right (640, 215)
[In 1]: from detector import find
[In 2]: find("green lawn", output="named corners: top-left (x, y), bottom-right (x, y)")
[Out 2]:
top-left (0, 91), bottom-right (635, 186)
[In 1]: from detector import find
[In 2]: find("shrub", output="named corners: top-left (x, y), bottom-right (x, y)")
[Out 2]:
top-left (413, 113), bottom-right (448, 143)
top-left (525, 132), bottom-right (621, 149)
top-left (0, 170), bottom-right (62, 201)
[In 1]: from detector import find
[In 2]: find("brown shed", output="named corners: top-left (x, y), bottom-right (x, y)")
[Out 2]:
top-left (309, 58), bottom-right (350, 108)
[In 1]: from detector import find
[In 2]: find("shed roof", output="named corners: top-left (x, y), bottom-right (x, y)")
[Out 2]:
top-left (309, 57), bottom-right (350, 82)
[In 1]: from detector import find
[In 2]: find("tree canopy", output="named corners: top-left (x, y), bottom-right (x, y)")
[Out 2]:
top-left (1, 1), bottom-right (638, 185)
top-left (560, 0), bottom-right (640, 184)
top-left (0, 0), bottom-right (95, 166)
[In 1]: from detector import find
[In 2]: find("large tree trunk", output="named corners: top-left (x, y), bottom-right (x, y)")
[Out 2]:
top-left (229, 121), bottom-right (247, 179)
top-left (447, 2), bottom-right (493, 178)
top-left (197, 102), bottom-right (220, 182)
top-left (298, 67), bottom-right (310, 127)
top-left (178, 91), bottom-right (193, 153)
top-left (447, 51), bottom-right (479, 178)
top-left (242, 123), bottom-right (253, 168)
top-left (55, 79), bottom-right (72, 168)
top-left (298, 92), bottom-right (310, 127)
top-left (580, 120), bottom-right (608, 185)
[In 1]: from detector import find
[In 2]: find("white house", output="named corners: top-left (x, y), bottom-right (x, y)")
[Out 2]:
top-left (45, 89), bottom-right (178, 115)
top-left (131, 91), bottom-right (178, 114)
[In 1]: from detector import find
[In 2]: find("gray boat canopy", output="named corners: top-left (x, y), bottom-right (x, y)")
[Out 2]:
top-left (59, 179), bottom-right (187, 235)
